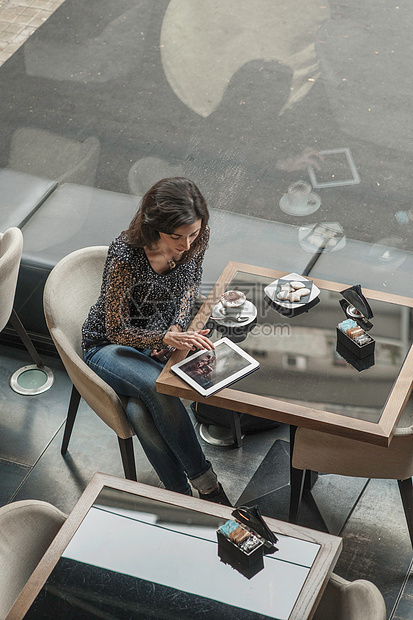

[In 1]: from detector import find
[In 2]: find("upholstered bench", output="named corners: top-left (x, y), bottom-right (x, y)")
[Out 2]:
top-left (0, 168), bottom-right (57, 230)
top-left (12, 183), bottom-right (139, 347)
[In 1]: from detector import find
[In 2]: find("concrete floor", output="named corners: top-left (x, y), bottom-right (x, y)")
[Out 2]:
top-left (1, 1), bottom-right (413, 618)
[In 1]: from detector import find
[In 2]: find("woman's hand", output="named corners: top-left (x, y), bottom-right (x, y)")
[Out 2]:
top-left (163, 329), bottom-right (214, 351)
top-left (150, 348), bottom-right (173, 362)
top-left (168, 324), bottom-right (184, 333)
top-left (151, 324), bottom-right (184, 361)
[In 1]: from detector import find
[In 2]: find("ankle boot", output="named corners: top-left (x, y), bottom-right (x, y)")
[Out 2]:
top-left (198, 482), bottom-right (232, 506)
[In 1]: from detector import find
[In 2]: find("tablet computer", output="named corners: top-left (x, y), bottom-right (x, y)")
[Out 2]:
top-left (171, 337), bottom-right (259, 397)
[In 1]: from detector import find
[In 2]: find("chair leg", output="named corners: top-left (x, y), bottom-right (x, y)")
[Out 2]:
top-left (9, 308), bottom-right (44, 368)
top-left (61, 385), bottom-right (81, 455)
top-left (289, 466), bottom-right (306, 523)
top-left (289, 425), bottom-right (318, 496)
top-left (304, 469), bottom-right (319, 490)
top-left (118, 436), bottom-right (137, 481)
top-left (398, 478), bottom-right (413, 548)
top-left (228, 411), bottom-right (243, 447)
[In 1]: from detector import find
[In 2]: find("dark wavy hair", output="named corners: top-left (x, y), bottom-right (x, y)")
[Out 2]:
top-left (123, 177), bottom-right (209, 259)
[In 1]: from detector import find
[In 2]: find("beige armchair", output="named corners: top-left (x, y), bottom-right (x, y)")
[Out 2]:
top-left (314, 573), bottom-right (386, 620)
top-left (43, 246), bottom-right (137, 480)
top-left (0, 227), bottom-right (22, 332)
top-left (0, 499), bottom-right (66, 619)
top-left (289, 421), bottom-right (413, 546)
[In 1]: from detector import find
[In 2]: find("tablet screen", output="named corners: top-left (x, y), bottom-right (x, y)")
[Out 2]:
top-left (171, 337), bottom-right (259, 397)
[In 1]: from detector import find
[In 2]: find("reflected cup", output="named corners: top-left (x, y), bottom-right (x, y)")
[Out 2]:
top-left (287, 180), bottom-right (312, 209)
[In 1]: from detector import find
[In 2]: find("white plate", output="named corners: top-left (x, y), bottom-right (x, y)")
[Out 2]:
top-left (210, 300), bottom-right (257, 326)
top-left (298, 222), bottom-right (346, 253)
top-left (264, 272), bottom-right (320, 309)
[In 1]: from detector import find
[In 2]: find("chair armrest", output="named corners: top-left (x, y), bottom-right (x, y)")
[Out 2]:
top-left (49, 326), bottom-right (133, 439)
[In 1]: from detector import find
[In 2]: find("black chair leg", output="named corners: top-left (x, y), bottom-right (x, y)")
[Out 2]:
top-left (10, 308), bottom-right (44, 368)
top-left (398, 478), bottom-right (413, 548)
top-left (289, 425), bottom-right (318, 496)
top-left (118, 436), bottom-right (137, 481)
top-left (61, 385), bottom-right (81, 455)
top-left (229, 411), bottom-right (243, 447)
top-left (289, 467), bottom-right (306, 523)
top-left (304, 469), bottom-right (319, 490)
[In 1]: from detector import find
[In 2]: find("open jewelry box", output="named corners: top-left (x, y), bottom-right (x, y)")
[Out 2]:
top-left (217, 505), bottom-right (278, 578)
top-left (337, 284), bottom-right (375, 359)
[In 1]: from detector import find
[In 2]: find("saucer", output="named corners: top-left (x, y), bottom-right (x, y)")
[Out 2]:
top-left (210, 300), bottom-right (257, 326)
top-left (279, 192), bottom-right (321, 216)
top-left (264, 272), bottom-right (320, 309)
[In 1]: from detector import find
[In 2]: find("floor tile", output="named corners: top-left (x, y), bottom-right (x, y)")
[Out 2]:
top-left (237, 438), bottom-right (290, 504)
top-left (235, 438), bottom-right (368, 535)
top-left (308, 473), bottom-right (369, 536)
top-left (12, 398), bottom-right (161, 514)
top-left (0, 344), bottom-right (70, 465)
top-left (391, 567), bottom-right (413, 620)
top-left (193, 418), bottom-right (287, 506)
top-left (245, 484), bottom-right (328, 534)
top-left (0, 456), bottom-right (30, 505)
top-left (334, 478), bottom-right (413, 617)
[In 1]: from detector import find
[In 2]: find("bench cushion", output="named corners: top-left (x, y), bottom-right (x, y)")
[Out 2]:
top-left (0, 168), bottom-right (57, 230)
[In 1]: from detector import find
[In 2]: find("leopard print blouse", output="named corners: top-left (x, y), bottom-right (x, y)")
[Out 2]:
top-left (82, 227), bottom-right (209, 351)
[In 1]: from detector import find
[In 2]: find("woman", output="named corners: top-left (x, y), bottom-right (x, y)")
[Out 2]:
top-left (82, 177), bottom-right (230, 505)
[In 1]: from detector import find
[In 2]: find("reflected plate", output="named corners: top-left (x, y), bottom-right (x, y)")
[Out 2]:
top-left (298, 222), bottom-right (346, 253)
top-left (210, 300), bottom-right (257, 326)
top-left (264, 273), bottom-right (320, 309)
top-left (279, 192), bottom-right (321, 216)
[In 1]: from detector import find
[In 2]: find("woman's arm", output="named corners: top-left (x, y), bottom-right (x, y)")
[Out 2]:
top-left (105, 258), bottom-right (166, 349)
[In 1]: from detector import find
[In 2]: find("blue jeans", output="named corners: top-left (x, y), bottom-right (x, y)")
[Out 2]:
top-left (83, 344), bottom-right (215, 494)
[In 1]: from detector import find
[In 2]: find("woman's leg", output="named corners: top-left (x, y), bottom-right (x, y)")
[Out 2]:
top-left (84, 344), bottom-right (217, 493)
top-left (126, 397), bottom-right (190, 494)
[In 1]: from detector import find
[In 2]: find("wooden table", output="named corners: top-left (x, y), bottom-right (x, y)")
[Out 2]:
top-left (8, 473), bottom-right (342, 620)
top-left (157, 262), bottom-right (413, 446)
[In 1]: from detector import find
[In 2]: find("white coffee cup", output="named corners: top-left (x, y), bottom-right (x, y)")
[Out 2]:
top-left (220, 290), bottom-right (247, 316)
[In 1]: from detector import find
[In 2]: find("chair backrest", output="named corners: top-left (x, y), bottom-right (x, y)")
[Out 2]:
top-left (44, 245), bottom-right (107, 357)
top-left (0, 227), bottom-right (23, 332)
top-left (313, 573), bottom-right (386, 620)
top-left (293, 425), bottom-right (413, 481)
top-left (43, 246), bottom-right (133, 438)
top-left (0, 500), bottom-right (66, 619)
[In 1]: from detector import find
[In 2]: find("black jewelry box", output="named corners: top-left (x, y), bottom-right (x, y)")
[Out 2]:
top-left (336, 327), bottom-right (375, 359)
top-left (336, 340), bottom-right (375, 372)
top-left (217, 505), bottom-right (278, 578)
top-left (217, 529), bottom-right (265, 575)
